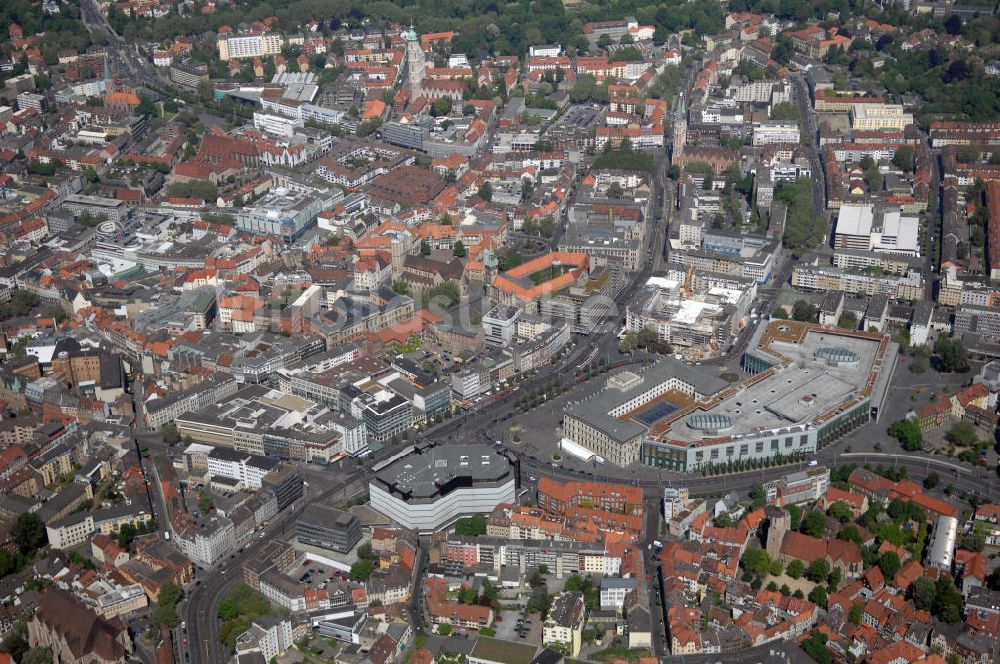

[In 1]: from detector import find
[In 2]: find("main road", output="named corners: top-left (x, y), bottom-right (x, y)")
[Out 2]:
top-left (80, 0), bottom-right (170, 88)
top-left (181, 469), bottom-right (370, 664)
top-left (789, 73), bottom-right (826, 228)
top-left (513, 425), bottom-right (996, 502)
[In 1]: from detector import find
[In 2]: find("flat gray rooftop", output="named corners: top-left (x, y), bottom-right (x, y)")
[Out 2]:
top-left (668, 329), bottom-right (882, 443)
top-left (564, 358), bottom-right (730, 444)
top-left (374, 444), bottom-right (511, 499)
top-left (300, 502), bottom-right (359, 531)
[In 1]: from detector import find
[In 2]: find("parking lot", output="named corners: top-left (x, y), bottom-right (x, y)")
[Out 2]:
top-left (284, 559), bottom-right (350, 589)
top-left (492, 609), bottom-right (521, 641)
top-left (493, 606), bottom-right (543, 645)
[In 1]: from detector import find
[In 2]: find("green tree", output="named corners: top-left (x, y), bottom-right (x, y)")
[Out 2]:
top-left (220, 618), bottom-right (250, 648)
top-left (892, 145), bottom-right (914, 173)
top-left (802, 510), bottom-right (827, 538)
top-left (592, 146), bottom-right (655, 174)
top-left (420, 240), bottom-right (432, 256)
top-left (861, 155), bottom-right (883, 193)
top-left (786, 560), bottom-right (805, 579)
top-left (934, 337), bottom-right (968, 372)
top-left (715, 513), bottom-right (735, 528)
top-left (432, 97), bottom-right (453, 117)
top-left (161, 423), bottom-right (180, 445)
top-left (808, 585), bottom-right (828, 608)
top-left (750, 484), bottom-right (766, 508)
top-left (422, 281), bottom-right (461, 309)
top-left (116, 523), bottom-right (139, 550)
top-left (137, 96), bottom-right (156, 117)
top-left (828, 502), bottom-right (853, 523)
top-left (888, 419), bottom-right (923, 451)
top-left (165, 181), bottom-right (217, 201)
top-left (350, 558), bottom-right (376, 581)
top-left (27, 160), bottom-right (57, 176)
top-left (159, 581), bottom-right (184, 610)
top-left (481, 578), bottom-right (498, 603)
top-left (777, 180), bottom-right (819, 249)
top-left (391, 280), bottom-right (410, 297)
top-left (772, 34), bottom-right (794, 65)
top-left (848, 602), bottom-right (863, 625)
top-left (958, 524), bottom-right (986, 552)
top-left (912, 577), bottom-right (936, 610)
top-left (787, 504), bottom-right (801, 531)
top-left (800, 631), bottom-right (831, 664)
top-left (946, 420), bottom-right (978, 447)
top-left (836, 311), bottom-right (858, 330)
top-left (528, 585), bottom-right (553, 618)
top-left (838, 526), bottom-right (862, 545)
top-left (477, 182), bottom-right (492, 202)
top-left (985, 567), bottom-right (1000, 591)
top-left (155, 581), bottom-right (184, 628)
top-left (154, 604), bottom-right (180, 628)
top-left (563, 574), bottom-right (584, 592)
top-left (805, 559), bottom-right (830, 583)
top-left (739, 548), bottom-right (773, 582)
top-left (932, 577), bottom-right (964, 623)
top-left (21, 648), bottom-right (53, 664)
top-left (12, 513), bottom-right (46, 554)
top-left (878, 552), bottom-right (901, 579)
top-left (791, 300), bottom-right (817, 322)
top-left (453, 240), bottom-right (467, 258)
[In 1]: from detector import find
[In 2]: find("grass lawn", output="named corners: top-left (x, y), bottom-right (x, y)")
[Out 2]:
top-left (528, 264), bottom-right (572, 285)
top-left (590, 642), bottom-right (650, 661)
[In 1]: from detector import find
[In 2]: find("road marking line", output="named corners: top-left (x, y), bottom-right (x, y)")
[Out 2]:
top-left (840, 452), bottom-right (970, 473)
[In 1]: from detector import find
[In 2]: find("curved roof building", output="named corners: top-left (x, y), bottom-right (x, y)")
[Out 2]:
top-left (369, 442), bottom-right (515, 533)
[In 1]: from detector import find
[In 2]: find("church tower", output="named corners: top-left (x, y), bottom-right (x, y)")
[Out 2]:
top-left (765, 505), bottom-right (789, 560)
top-left (403, 26), bottom-right (424, 100)
top-left (671, 93), bottom-right (687, 159)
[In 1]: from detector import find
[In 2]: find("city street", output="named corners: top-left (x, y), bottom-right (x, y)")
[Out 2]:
top-left (180, 468), bottom-right (369, 664)
top-left (100, 33), bottom-right (997, 664)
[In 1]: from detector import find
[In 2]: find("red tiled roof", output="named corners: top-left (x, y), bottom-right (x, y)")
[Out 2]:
top-left (780, 531), bottom-right (827, 563)
top-left (893, 560), bottom-right (924, 589)
top-left (827, 539), bottom-right (861, 566)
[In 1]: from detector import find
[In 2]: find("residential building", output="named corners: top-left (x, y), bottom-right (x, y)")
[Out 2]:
top-left (543, 592), bottom-right (586, 656)
top-left (28, 590), bottom-right (133, 663)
